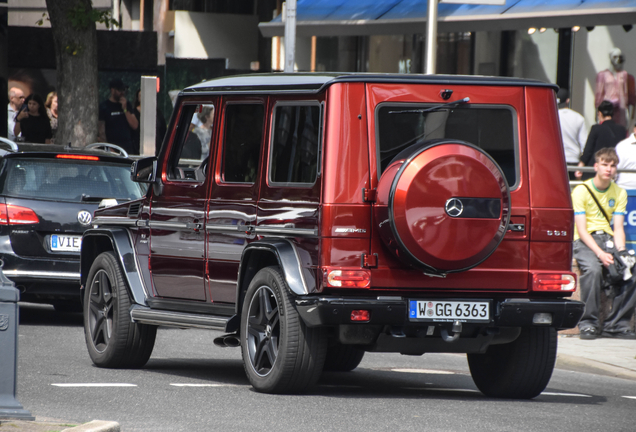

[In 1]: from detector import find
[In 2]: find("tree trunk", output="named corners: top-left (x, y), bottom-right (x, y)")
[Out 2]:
top-left (45, 0), bottom-right (98, 147)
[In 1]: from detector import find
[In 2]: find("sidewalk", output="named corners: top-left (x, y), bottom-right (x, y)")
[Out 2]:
top-left (557, 333), bottom-right (636, 380)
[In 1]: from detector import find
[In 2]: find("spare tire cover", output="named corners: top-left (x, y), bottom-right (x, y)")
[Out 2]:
top-left (375, 140), bottom-right (510, 273)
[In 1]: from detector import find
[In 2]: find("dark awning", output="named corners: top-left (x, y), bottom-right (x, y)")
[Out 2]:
top-left (259, 0), bottom-right (636, 37)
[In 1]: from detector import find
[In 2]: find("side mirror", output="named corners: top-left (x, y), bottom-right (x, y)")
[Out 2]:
top-left (131, 157), bottom-right (157, 183)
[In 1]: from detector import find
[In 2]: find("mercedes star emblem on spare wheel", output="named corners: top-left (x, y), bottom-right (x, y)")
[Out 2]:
top-left (78, 210), bottom-right (92, 226)
top-left (445, 198), bottom-right (464, 218)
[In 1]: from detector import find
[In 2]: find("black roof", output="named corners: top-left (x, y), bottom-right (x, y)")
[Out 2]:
top-left (183, 73), bottom-right (557, 95)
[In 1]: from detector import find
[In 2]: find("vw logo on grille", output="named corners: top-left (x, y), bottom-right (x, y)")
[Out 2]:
top-left (445, 198), bottom-right (464, 218)
top-left (78, 210), bottom-right (93, 226)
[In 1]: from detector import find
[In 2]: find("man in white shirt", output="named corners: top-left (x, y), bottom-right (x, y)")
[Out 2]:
top-left (7, 87), bottom-right (25, 141)
top-left (616, 123), bottom-right (636, 190)
top-left (557, 88), bottom-right (588, 180)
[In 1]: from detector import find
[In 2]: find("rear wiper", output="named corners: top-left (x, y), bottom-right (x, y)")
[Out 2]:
top-left (388, 97), bottom-right (470, 114)
top-left (81, 195), bottom-right (110, 202)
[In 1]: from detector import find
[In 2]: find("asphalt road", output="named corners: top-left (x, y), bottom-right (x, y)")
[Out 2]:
top-left (14, 303), bottom-right (636, 432)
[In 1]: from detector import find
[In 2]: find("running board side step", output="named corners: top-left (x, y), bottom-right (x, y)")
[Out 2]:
top-left (130, 305), bottom-right (238, 332)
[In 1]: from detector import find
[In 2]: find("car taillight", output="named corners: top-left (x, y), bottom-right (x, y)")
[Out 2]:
top-left (324, 269), bottom-right (371, 288)
top-left (0, 204), bottom-right (40, 225)
top-left (532, 273), bottom-right (576, 292)
top-left (56, 154), bottom-right (99, 161)
top-left (351, 310), bottom-right (371, 322)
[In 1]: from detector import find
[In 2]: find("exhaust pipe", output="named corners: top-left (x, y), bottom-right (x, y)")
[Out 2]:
top-left (213, 334), bottom-right (240, 348)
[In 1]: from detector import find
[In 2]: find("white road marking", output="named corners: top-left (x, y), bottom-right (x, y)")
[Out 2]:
top-left (170, 383), bottom-right (244, 387)
top-left (390, 368), bottom-right (456, 375)
top-left (320, 385), bottom-right (364, 389)
top-left (406, 387), bottom-right (480, 393)
top-left (52, 383), bottom-right (137, 387)
top-left (622, 396), bottom-right (636, 400)
top-left (541, 392), bottom-right (592, 398)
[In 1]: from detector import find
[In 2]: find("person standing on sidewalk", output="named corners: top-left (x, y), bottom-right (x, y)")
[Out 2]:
top-left (576, 101), bottom-right (627, 180)
top-left (7, 87), bottom-right (25, 141)
top-left (615, 122), bottom-right (636, 190)
top-left (557, 88), bottom-right (587, 181)
top-left (98, 79), bottom-right (138, 154)
top-left (572, 147), bottom-right (636, 340)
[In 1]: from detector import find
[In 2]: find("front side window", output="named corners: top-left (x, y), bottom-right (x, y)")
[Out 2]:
top-left (269, 104), bottom-right (321, 185)
top-left (167, 103), bottom-right (215, 181)
top-left (376, 104), bottom-right (518, 187)
top-left (221, 104), bottom-right (264, 183)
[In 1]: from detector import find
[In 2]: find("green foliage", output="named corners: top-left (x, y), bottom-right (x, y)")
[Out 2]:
top-left (65, 42), bottom-right (83, 56)
top-left (36, 13), bottom-right (49, 26)
top-left (35, 5), bottom-right (120, 29)
top-left (67, 4), bottom-right (120, 30)
top-left (36, 3), bottom-right (120, 56)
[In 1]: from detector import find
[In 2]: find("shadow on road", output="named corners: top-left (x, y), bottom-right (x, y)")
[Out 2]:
top-left (135, 356), bottom-right (607, 405)
top-left (18, 302), bottom-right (83, 327)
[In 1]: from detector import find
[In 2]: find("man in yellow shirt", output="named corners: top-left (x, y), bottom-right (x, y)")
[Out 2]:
top-left (572, 147), bottom-right (636, 339)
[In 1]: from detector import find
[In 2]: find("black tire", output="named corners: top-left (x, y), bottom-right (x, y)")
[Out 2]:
top-left (84, 251), bottom-right (157, 368)
top-left (467, 327), bottom-right (557, 399)
top-left (323, 343), bottom-right (365, 372)
top-left (241, 266), bottom-right (327, 393)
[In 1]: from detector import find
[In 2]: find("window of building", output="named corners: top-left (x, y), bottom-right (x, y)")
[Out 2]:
top-left (170, 0), bottom-right (255, 14)
top-left (221, 103), bottom-right (264, 183)
top-left (269, 103), bottom-right (321, 185)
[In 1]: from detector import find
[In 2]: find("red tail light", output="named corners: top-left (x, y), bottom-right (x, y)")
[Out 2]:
top-left (324, 269), bottom-right (371, 288)
top-left (56, 154), bottom-right (99, 161)
top-left (532, 273), bottom-right (576, 292)
top-left (0, 204), bottom-right (39, 225)
top-left (351, 310), bottom-right (371, 322)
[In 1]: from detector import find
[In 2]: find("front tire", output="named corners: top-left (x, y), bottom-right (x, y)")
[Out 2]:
top-left (84, 251), bottom-right (157, 368)
top-left (467, 327), bottom-right (557, 399)
top-left (241, 266), bottom-right (327, 393)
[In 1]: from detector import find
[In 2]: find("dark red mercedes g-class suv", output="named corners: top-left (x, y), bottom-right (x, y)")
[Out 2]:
top-left (80, 73), bottom-right (583, 399)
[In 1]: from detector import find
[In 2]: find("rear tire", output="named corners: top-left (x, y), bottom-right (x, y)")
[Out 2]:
top-left (241, 266), bottom-right (327, 393)
top-left (84, 251), bottom-right (157, 368)
top-left (467, 327), bottom-right (557, 399)
top-left (323, 343), bottom-right (365, 372)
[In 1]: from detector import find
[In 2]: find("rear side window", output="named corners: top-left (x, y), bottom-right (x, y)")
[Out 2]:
top-left (221, 104), bottom-right (264, 183)
top-left (1, 158), bottom-right (147, 202)
top-left (269, 103), bottom-right (321, 185)
top-left (376, 104), bottom-right (518, 188)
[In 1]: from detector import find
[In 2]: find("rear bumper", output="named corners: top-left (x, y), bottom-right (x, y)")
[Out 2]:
top-left (1, 254), bottom-right (81, 300)
top-left (296, 296), bottom-right (584, 330)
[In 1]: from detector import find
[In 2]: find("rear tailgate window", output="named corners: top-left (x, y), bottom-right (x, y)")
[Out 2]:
top-left (1, 158), bottom-right (146, 202)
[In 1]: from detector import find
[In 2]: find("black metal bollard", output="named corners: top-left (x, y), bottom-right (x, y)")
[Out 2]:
top-left (0, 263), bottom-right (34, 421)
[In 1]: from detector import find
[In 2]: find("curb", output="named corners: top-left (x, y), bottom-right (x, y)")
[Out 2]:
top-left (62, 420), bottom-right (120, 432)
top-left (0, 419), bottom-right (120, 432)
top-left (556, 353), bottom-right (636, 381)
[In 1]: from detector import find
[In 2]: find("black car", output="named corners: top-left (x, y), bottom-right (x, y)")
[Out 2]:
top-left (0, 142), bottom-right (146, 311)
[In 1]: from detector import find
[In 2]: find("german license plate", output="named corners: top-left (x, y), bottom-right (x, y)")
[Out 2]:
top-left (51, 235), bottom-right (82, 252)
top-left (409, 300), bottom-right (490, 322)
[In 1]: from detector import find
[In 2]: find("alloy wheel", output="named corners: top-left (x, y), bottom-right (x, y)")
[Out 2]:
top-left (88, 269), bottom-right (115, 353)
top-left (246, 285), bottom-right (280, 376)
